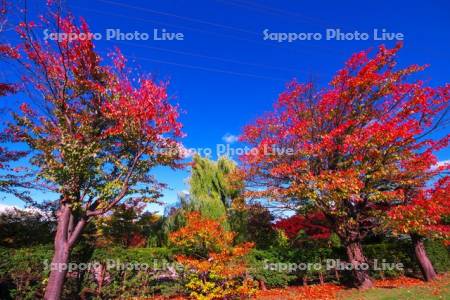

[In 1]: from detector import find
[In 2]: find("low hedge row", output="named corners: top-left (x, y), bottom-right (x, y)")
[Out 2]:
top-left (248, 239), bottom-right (450, 288)
top-left (0, 239), bottom-right (448, 299)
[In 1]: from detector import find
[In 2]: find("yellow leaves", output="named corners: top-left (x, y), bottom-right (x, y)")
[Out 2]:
top-left (99, 179), bottom-right (122, 200)
top-left (186, 274), bottom-right (257, 300)
top-left (170, 211), bottom-right (256, 299)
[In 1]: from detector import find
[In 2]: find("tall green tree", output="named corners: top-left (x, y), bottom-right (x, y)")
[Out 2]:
top-left (188, 155), bottom-right (237, 221)
top-left (163, 155), bottom-right (242, 236)
top-left (190, 155), bottom-right (240, 205)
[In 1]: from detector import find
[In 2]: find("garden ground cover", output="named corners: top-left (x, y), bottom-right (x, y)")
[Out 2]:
top-left (149, 273), bottom-right (450, 299)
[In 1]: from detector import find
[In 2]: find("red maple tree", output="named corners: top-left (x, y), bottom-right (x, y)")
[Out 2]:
top-left (274, 211), bottom-right (331, 241)
top-left (9, 6), bottom-right (183, 299)
top-left (239, 44), bottom-right (449, 289)
top-left (387, 176), bottom-right (450, 281)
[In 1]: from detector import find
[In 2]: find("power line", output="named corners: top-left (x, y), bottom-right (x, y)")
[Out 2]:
top-left (98, 0), bottom-right (256, 36)
top-left (122, 56), bottom-right (289, 81)
top-left (101, 51), bottom-right (290, 82)
top-left (72, 7), bottom-right (311, 73)
top-left (72, 6), bottom-right (245, 42)
top-left (73, 5), bottom-right (345, 57)
top-left (215, 0), bottom-right (352, 54)
top-left (219, 0), bottom-right (330, 27)
top-left (89, 0), bottom-right (345, 55)
top-left (108, 40), bottom-right (304, 74)
top-left (218, 0), bottom-right (450, 60)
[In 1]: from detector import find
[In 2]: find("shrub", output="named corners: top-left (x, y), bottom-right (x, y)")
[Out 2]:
top-left (169, 211), bottom-right (257, 299)
top-left (424, 239), bottom-right (450, 273)
top-left (81, 246), bottom-right (180, 299)
top-left (363, 241), bottom-right (413, 279)
top-left (0, 209), bottom-right (55, 248)
top-left (0, 245), bottom-right (181, 299)
top-left (246, 249), bottom-right (296, 288)
top-left (363, 239), bottom-right (450, 279)
top-left (0, 245), bottom-right (52, 299)
top-left (0, 239), bottom-right (448, 298)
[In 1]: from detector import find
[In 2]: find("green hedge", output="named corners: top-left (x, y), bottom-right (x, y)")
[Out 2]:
top-left (80, 247), bottom-right (181, 299)
top-left (247, 249), bottom-right (297, 288)
top-left (424, 239), bottom-right (450, 273)
top-left (363, 239), bottom-right (450, 278)
top-left (0, 246), bottom-right (182, 300)
top-left (0, 239), bottom-right (448, 298)
top-left (0, 245), bottom-right (53, 299)
top-left (247, 239), bottom-right (450, 287)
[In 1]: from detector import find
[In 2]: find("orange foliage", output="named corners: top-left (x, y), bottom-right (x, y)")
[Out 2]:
top-left (254, 283), bottom-right (342, 300)
top-left (374, 276), bottom-right (424, 288)
top-left (169, 211), bottom-right (235, 256)
top-left (169, 211), bottom-right (256, 299)
top-left (147, 274), bottom-right (450, 300)
top-left (388, 176), bottom-right (450, 240)
top-left (254, 275), bottom-right (448, 300)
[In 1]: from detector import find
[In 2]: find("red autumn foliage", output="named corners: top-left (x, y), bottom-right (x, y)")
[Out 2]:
top-left (388, 176), bottom-right (450, 240)
top-left (169, 211), bottom-right (254, 276)
top-left (274, 212), bottom-right (331, 240)
top-left (11, 7), bottom-right (184, 299)
top-left (374, 276), bottom-right (424, 288)
top-left (254, 275), bottom-right (450, 300)
top-left (239, 43), bottom-right (449, 288)
top-left (0, 5), bottom-right (19, 96)
top-left (254, 283), bottom-right (343, 300)
top-left (127, 232), bottom-right (147, 248)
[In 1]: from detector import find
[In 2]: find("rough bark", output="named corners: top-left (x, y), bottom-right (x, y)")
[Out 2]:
top-left (411, 234), bottom-right (437, 282)
top-left (346, 241), bottom-right (373, 289)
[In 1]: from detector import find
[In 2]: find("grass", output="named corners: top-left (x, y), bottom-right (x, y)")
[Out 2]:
top-left (337, 274), bottom-right (450, 300)
top-left (252, 274), bottom-right (450, 299)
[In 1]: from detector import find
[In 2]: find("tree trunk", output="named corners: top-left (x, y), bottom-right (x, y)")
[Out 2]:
top-left (45, 245), bottom-right (70, 300)
top-left (335, 268), bottom-right (340, 282)
top-left (44, 203), bottom-right (86, 300)
top-left (259, 280), bottom-right (267, 291)
top-left (411, 234), bottom-right (437, 281)
top-left (346, 241), bottom-right (373, 289)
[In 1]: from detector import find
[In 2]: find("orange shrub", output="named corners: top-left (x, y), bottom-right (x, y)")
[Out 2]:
top-left (169, 211), bottom-right (257, 299)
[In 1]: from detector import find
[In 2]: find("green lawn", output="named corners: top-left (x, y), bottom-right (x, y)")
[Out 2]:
top-left (338, 276), bottom-right (450, 300)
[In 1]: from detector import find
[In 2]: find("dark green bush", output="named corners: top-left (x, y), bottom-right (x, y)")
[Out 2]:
top-left (0, 246), bottom-right (182, 299)
top-left (0, 245), bottom-right (52, 300)
top-left (363, 240), bottom-right (413, 279)
top-left (247, 249), bottom-right (296, 288)
top-left (424, 239), bottom-right (450, 273)
top-left (247, 238), bottom-right (450, 287)
top-left (0, 239), bottom-right (448, 298)
top-left (0, 210), bottom-right (55, 248)
top-left (80, 246), bottom-right (183, 299)
top-left (363, 239), bottom-right (450, 279)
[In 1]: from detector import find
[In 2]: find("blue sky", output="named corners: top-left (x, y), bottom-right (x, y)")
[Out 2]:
top-left (1, 0), bottom-right (449, 214)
